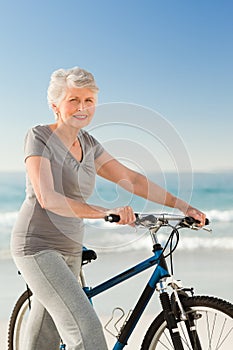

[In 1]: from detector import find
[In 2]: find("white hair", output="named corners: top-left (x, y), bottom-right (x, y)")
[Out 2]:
top-left (47, 66), bottom-right (99, 108)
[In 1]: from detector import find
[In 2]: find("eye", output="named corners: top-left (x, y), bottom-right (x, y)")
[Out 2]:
top-left (69, 98), bottom-right (80, 105)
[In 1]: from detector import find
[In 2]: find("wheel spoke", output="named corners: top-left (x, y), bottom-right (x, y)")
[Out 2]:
top-left (205, 310), bottom-right (212, 349)
top-left (142, 297), bottom-right (233, 350)
top-left (178, 322), bottom-right (194, 349)
top-left (216, 319), bottom-right (233, 349)
top-left (157, 339), bottom-right (172, 350)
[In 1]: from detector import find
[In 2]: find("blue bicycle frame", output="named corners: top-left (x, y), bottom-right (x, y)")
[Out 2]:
top-left (83, 243), bottom-right (170, 350)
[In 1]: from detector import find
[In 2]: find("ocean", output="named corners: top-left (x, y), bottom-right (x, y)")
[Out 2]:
top-left (0, 171), bottom-right (233, 258)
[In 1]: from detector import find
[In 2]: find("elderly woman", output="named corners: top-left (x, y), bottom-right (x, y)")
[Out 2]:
top-left (11, 67), bottom-right (206, 350)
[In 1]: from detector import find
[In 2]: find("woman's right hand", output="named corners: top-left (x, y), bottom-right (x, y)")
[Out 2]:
top-left (106, 206), bottom-right (136, 225)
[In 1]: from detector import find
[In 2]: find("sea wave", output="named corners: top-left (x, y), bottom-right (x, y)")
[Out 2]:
top-left (82, 228), bottom-right (233, 253)
top-left (206, 209), bottom-right (233, 222)
top-left (0, 211), bottom-right (18, 228)
top-left (0, 208), bottom-right (233, 231)
top-left (2, 229), bottom-right (233, 258)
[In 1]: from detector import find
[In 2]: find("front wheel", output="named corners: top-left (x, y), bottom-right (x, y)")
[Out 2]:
top-left (141, 296), bottom-right (233, 349)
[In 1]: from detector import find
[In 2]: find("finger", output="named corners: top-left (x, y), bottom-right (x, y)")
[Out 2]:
top-left (118, 206), bottom-right (135, 225)
top-left (116, 207), bottom-right (127, 225)
top-left (124, 206), bottom-right (133, 225)
top-left (127, 206), bottom-right (136, 224)
top-left (195, 212), bottom-right (206, 226)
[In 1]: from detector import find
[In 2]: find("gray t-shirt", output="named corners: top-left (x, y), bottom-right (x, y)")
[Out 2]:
top-left (11, 125), bottom-right (104, 257)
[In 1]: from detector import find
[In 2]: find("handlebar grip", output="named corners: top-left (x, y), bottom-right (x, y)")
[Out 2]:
top-left (184, 217), bottom-right (209, 226)
top-left (196, 218), bottom-right (210, 226)
top-left (104, 214), bottom-right (121, 223)
top-left (205, 218), bottom-right (209, 225)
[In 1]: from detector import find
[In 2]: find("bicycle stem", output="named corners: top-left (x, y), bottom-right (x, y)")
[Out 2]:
top-left (149, 221), bottom-right (164, 246)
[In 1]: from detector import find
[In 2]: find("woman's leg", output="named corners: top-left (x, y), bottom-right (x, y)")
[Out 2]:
top-left (22, 297), bottom-right (61, 349)
top-left (13, 250), bottom-right (108, 350)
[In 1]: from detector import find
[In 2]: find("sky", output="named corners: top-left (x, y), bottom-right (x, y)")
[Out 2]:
top-left (0, 0), bottom-right (232, 173)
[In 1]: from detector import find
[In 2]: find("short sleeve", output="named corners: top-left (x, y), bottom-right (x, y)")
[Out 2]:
top-left (92, 136), bottom-right (105, 159)
top-left (24, 127), bottom-right (51, 162)
top-left (80, 130), bottom-right (105, 160)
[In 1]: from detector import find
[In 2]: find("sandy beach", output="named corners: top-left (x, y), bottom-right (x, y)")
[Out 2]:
top-left (1, 248), bottom-right (233, 349)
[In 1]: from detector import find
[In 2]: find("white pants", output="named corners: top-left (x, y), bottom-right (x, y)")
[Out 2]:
top-left (13, 250), bottom-right (108, 350)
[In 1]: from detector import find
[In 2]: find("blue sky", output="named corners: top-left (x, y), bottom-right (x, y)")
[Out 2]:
top-left (0, 0), bottom-right (232, 172)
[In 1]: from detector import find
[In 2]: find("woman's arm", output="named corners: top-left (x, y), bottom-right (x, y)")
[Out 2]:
top-left (26, 156), bottom-right (108, 219)
top-left (26, 155), bottom-right (135, 224)
top-left (95, 151), bottom-right (206, 225)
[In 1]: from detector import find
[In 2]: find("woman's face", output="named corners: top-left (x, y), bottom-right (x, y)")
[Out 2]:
top-left (54, 87), bottom-right (97, 128)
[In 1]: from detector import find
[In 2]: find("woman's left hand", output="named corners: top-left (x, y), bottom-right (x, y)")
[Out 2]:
top-left (185, 206), bottom-right (206, 227)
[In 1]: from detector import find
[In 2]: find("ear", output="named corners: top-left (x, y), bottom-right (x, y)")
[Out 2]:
top-left (51, 103), bottom-right (59, 113)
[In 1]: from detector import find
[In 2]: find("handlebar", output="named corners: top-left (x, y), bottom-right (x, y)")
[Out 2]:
top-left (104, 213), bottom-right (209, 228)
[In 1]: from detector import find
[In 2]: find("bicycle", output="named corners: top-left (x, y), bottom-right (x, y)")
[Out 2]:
top-left (8, 213), bottom-right (233, 349)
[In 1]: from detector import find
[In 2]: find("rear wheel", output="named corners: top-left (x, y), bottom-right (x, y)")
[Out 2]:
top-left (141, 296), bottom-right (233, 349)
top-left (8, 290), bottom-right (32, 350)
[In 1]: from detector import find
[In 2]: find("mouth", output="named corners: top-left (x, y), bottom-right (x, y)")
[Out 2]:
top-left (72, 115), bottom-right (88, 120)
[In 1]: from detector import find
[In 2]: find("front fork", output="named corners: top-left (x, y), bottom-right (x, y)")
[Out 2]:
top-left (157, 277), bottom-right (186, 350)
top-left (157, 277), bottom-right (202, 350)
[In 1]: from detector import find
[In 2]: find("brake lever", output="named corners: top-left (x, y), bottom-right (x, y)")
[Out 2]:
top-left (181, 217), bottom-right (212, 232)
top-left (184, 223), bottom-right (212, 233)
top-left (202, 226), bottom-right (212, 233)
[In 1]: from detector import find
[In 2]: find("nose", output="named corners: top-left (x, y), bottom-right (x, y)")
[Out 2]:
top-left (77, 100), bottom-right (87, 111)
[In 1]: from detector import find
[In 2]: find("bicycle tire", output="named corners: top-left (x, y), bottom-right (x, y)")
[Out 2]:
top-left (141, 295), bottom-right (233, 349)
top-left (8, 289), bottom-right (32, 350)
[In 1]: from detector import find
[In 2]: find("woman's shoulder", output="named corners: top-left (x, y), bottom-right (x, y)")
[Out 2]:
top-left (27, 124), bottom-right (51, 134)
top-left (25, 125), bottom-right (53, 147)
top-left (26, 124), bottom-right (52, 139)
top-left (79, 129), bottom-right (100, 145)
top-left (79, 129), bottom-right (104, 158)
top-left (24, 125), bottom-right (54, 159)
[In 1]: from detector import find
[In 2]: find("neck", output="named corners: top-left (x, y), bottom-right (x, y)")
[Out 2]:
top-left (50, 123), bottom-right (80, 147)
